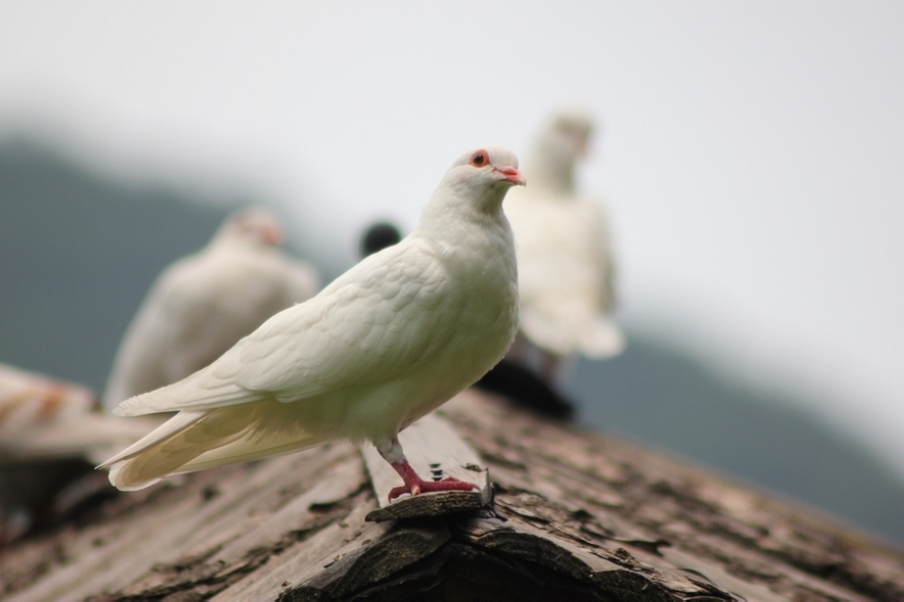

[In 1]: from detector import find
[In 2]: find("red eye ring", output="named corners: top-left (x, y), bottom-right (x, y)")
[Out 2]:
top-left (469, 150), bottom-right (489, 167)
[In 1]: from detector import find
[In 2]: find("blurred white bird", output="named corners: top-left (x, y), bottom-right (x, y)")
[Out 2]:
top-left (0, 363), bottom-right (152, 464)
top-left (504, 110), bottom-right (624, 380)
top-left (100, 147), bottom-right (524, 499)
top-left (0, 363), bottom-right (154, 543)
top-left (103, 208), bottom-right (321, 412)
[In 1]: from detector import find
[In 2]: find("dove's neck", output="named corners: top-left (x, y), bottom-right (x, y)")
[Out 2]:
top-left (526, 143), bottom-right (575, 195)
top-left (417, 183), bottom-right (513, 247)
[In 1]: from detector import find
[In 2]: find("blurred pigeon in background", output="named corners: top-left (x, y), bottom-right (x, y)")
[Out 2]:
top-left (504, 110), bottom-right (624, 381)
top-left (101, 147), bottom-right (524, 499)
top-left (103, 207), bottom-right (321, 411)
top-left (0, 363), bottom-right (152, 543)
top-left (1, 363), bottom-right (153, 463)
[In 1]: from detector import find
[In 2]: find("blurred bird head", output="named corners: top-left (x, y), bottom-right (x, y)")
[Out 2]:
top-left (542, 109), bottom-right (595, 159)
top-left (525, 109), bottom-right (596, 192)
top-left (360, 221), bottom-right (403, 258)
top-left (214, 208), bottom-right (285, 248)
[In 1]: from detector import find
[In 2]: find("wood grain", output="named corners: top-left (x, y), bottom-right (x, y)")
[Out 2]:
top-left (0, 390), bottom-right (901, 601)
top-left (359, 411), bottom-right (493, 521)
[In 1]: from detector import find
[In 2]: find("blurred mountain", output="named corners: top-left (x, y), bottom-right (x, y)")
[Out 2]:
top-left (0, 139), bottom-right (233, 390)
top-left (1, 138), bottom-right (902, 546)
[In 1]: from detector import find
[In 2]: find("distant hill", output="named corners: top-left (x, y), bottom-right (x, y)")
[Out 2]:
top-left (0, 139), bottom-right (233, 390)
top-left (1, 138), bottom-right (902, 546)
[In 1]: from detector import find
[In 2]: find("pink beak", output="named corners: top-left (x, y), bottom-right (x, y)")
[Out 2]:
top-left (497, 166), bottom-right (526, 186)
top-left (264, 225), bottom-right (283, 246)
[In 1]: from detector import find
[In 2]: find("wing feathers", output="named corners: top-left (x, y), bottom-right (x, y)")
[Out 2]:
top-left (112, 369), bottom-right (257, 416)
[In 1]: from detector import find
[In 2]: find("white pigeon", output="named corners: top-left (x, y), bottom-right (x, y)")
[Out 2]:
top-left (103, 208), bottom-right (321, 412)
top-left (504, 110), bottom-right (624, 380)
top-left (0, 363), bottom-right (153, 464)
top-left (100, 147), bottom-right (525, 498)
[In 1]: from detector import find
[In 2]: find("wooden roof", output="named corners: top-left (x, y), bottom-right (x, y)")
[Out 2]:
top-left (1, 389), bottom-right (902, 601)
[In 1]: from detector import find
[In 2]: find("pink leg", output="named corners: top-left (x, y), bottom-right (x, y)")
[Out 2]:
top-left (376, 437), bottom-right (477, 502)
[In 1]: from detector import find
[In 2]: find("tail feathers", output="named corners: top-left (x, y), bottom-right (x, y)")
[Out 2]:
top-left (101, 400), bottom-right (326, 491)
top-left (99, 410), bottom-right (206, 467)
top-left (164, 426), bottom-right (324, 474)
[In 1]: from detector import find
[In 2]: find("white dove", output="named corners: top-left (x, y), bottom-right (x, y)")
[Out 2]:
top-left (100, 147), bottom-right (525, 499)
top-left (504, 110), bottom-right (624, 380)
top-left (103, 208), bottom-right (321, 412)
top-left (0, 363), bottom-right (153, 464)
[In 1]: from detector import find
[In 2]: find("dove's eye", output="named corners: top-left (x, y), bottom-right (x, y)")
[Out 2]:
top-left (469, 151), bottom-right (488, 167)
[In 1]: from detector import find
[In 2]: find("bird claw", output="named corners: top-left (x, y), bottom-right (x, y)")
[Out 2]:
top-left (388, 476), bottom-right (477, 502)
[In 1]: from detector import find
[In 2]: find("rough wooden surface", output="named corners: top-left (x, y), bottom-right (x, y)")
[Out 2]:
top-left (364, 471), bottom-right (493, 523)
top-left (360, 412), bottom-right (493, 522)
top-left (441, 391), bottom-right (904, 601)
top-left (0, 389), bottom-right (901, 601)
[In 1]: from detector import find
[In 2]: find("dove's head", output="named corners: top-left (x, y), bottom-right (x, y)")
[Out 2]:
top-left (437, 146), bottom-right (525, 212)
top-left (541, 110), bottom-right (595, 160)
top-left (526, 109), bottom-right (596, 192)
top-left (214, 208), bottom-right (284, 248)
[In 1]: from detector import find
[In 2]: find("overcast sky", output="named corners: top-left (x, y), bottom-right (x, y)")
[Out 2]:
top-left (2, 2), bottom-right (902, 477)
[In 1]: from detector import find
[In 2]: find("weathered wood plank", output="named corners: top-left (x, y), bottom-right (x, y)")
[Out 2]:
top-left (113, 453), bottom-right (369, 600)
top-left (5, 442), bottom-right (362, 601)
top-left (365, 470), bottom-right (493, 523)
top-left (212, 501), bottom-right (386, 601)
top-left (211, 456), bottom-right (367, 566)
top-left (441, 389), bottom-right (904, 601)
top-left (284, 520), bottom-right (453, 600)
top-left (359, 410), bottom-right (493, 520)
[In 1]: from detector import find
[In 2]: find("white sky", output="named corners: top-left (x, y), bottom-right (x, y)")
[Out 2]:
top-left (1, 2), bottom-right (902, 477)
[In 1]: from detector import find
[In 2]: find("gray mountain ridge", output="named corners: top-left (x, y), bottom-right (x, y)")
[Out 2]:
top-left (2, 138), bottom-right (901, 546)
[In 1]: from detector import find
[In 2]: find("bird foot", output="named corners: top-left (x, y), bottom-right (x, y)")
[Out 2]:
top-left (388, 476), bottom-right (477, 502)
